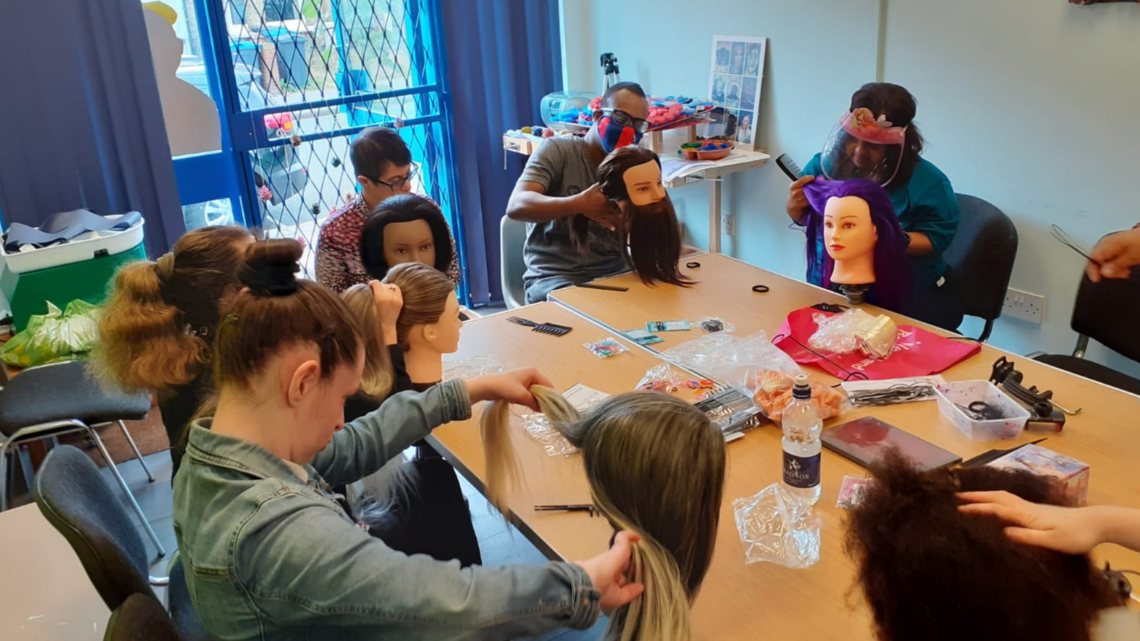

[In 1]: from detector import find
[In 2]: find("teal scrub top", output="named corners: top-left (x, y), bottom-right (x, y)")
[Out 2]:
top-left (802, 153), bottom-right (961, 288)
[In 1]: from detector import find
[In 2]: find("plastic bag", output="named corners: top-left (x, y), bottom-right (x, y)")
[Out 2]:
top-left (694, 316), bottom-right (736, 334)
top-left (583, 337), bottom-right (628, 359)
top-left (1, 300), bottom-right (100, 368)
top-left (635, 362), bottom-right (683, 392)
top-left (522, 384), bottom-right (610, 457)
top-left (808, 309), bottom-right (897, 359)
top-left (733, 483), bottom-right (821, 568)
top-left (665, 331), bottom-right (849, 423)
top-left (442, 355), bottom-right (504, 381)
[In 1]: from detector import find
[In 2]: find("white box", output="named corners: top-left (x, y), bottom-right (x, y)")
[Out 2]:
top-left (935, 380), bottom-right (1030, 441)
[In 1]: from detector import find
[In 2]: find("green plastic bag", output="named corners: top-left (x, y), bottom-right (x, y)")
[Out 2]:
top-left (0, 300), bottom-right (101, 368)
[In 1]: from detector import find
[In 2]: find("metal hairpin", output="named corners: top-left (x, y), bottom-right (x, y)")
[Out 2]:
top-left (1050, 224), bottom-right (1099, 265)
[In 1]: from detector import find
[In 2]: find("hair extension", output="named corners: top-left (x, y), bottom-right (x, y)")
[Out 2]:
top-left (359, 194), bottom-right (455, 279)
top-left (340, 284), bottom-right (395, 399)
top-left (480, 388), bottom-right (724, 641)
top-left (93, 225), bottom-right (251, 394)
top-left (802, 178), bottom-right (912, 311)
top-left (846, 449), bottom-right (1121, 641)
top-left (380, 262), bottom-right (455, 351)
top-left (213, 240), bottom-right (361, 391)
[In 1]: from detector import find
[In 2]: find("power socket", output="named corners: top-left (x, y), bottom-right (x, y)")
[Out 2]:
top-left (1003, 288), bottom-right (1045, 324)
top-left (721, 213), bottom-right (736, 237)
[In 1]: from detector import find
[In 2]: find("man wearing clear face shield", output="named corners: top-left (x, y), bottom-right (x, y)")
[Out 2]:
top-left (786, 83), bottom-right (963, 332)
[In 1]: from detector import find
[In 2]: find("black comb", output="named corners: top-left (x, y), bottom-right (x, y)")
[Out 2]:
top-left (506, 316), bottom-right (573, 336)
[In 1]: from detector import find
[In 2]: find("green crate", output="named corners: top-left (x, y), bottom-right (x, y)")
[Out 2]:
top-left (8, 242), bottom-right (147, 331)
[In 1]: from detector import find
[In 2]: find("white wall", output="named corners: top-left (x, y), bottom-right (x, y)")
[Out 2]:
top-left (562, 0), bottom-right (1140, 375)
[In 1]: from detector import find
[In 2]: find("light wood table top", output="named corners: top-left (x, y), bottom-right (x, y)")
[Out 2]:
top-left (0, 504), bottom-right (108, 640)
top-left (437, 284), bottom-right (1140, 640)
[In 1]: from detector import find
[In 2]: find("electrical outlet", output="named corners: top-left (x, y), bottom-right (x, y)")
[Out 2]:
top-left (722, 213), bottom-right (736, 237)
top-left (1003, 288), bottom-right (1045, 324)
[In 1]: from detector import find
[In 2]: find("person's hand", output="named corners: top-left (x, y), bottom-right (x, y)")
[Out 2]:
top-left (466, 368), bottom-right (553, 411)
top-left (786, 175), bottom-right (815, 224)
top-left (576, 530), bottom-right (645, 614)
top-left (574, 183), bottom-right (621, 231)
top-left (368, 281), bottom-right (403, 345)
top-left (1087, 227), bottom-right (1140, 283)
top-left (958, 491), bottom-right (1106, 554)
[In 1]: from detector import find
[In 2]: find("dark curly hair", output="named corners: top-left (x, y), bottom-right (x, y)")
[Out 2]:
top-left (846, 449), bottom-right (1121, 641)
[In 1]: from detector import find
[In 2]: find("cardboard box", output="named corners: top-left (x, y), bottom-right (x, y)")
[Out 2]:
top-left (988, 444), bottom-right (1089, 505)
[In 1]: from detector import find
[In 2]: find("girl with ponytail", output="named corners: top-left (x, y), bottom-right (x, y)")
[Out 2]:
top-left (482, 388), bottom-right (726, 641)
top-left (94, 225), bottom-right (253, 474)
top-left (174, 239), bottom-right (644, 641)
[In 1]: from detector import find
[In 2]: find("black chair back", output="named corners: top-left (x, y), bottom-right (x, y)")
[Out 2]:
top-left (1072, 269), bottom-right (1140, 363)
top-left (33, 445), bottom-right (153, 610)
top-left (944, 195), bottom-right (1018, 341)
top-left (105, 594), bottom-right (183, 641)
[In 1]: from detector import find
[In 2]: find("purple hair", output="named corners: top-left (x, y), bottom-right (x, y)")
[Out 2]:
top-left (803, 179), bottom-right (912, 311)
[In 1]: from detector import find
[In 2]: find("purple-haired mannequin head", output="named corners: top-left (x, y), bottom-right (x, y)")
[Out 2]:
top-left (803, 179), bottom-right (912, 311)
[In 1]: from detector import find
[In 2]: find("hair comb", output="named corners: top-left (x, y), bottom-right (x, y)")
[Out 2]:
top-left (506, 316), bottom-right (573, 336)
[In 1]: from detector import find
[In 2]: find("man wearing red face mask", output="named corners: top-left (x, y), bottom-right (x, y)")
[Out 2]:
top-left (507, 82), bottom-right (650, 304)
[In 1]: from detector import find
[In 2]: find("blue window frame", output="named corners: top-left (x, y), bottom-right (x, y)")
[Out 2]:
top-left (170, 0), bottom-right (466, 301)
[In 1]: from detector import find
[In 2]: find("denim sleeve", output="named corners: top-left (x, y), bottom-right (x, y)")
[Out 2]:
top-left (908, 178), bottom-right (962, 256)
top-left (312, 379), bottom-right (471, 486)
top-left (237, 503), bottom-right (601, 638)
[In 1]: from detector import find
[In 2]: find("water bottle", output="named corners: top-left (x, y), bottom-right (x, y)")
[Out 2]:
top-left (782, 375), bottom-right (822, 505)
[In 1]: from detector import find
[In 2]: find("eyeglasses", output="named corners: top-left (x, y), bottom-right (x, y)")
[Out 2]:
top-left (602, 108), bottom-right (650, 133)
top-left (370, 165), bottom-right (418, 191)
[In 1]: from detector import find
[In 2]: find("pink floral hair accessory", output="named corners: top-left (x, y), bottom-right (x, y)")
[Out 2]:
top-left (840, 107), bottom-right (907, 145)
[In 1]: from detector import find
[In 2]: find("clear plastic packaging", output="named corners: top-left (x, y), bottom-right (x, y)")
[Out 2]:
top-left (635, 363), bottom-right (683, 393)
top-left (583, 337), bottom-right (629, 359)
top-left (521, 411), bottom-right (579, 457)
top-left (808, 309), bottom-right (898, 359)
top-left (442, 355), bottom-right (504, 381)
top-left (694, 316), bottom-right (735, 334)
top-left (664, 331), bottom-right (849, 423)
top-left (733, 483), bottom-right (821, 568)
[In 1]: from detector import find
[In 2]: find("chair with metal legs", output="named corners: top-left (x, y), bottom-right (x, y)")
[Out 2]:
top-left (0, 360), bottom-right (165, 556)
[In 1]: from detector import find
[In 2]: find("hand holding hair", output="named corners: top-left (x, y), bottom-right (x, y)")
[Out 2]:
top-left (958, 491), bottom-right (1122, 554)
top-left (574, 183), bottom-right (621, 231)
top-left (576, 530), bottom-right (646, 614)
top-left (1087, 227), bottom-right (1140, 282)
top-left (367, 280), bottom-right (402, 345)
top-left (466, 368), bottom-right (553, 411)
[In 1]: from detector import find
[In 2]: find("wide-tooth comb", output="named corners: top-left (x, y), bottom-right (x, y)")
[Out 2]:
top-left (505, 316), bottom-right (573, 336)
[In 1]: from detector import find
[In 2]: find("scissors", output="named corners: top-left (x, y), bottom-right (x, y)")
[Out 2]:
top-left (752, 284), bottom-right (770, 293)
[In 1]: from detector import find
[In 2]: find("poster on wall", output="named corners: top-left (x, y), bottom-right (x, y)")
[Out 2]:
top-left (707, 35), bottom-right (766, 151)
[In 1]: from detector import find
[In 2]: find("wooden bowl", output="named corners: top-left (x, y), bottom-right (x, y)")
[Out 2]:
top-left (681, 140), bottom-right (734, 161)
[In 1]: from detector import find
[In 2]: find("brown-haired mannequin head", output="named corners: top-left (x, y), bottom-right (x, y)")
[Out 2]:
top-left (846, 449), bottom-right (1122, 641)
top-left (587, 146), bottom-right (692, 287)
top-left (381, 262), bottom-right (460, 384)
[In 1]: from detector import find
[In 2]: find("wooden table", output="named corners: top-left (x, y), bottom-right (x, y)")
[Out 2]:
top-left (0, 504), bottom-right (108, 640)
top-left (437, 279), bottom-right (1140, 640)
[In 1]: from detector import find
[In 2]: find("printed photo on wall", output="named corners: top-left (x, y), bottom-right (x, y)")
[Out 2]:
top-left (707, 35), bottom-right (766, 151)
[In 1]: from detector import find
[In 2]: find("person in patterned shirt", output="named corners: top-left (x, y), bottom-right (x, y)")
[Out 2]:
top-left (316, 126), bottom-right (460, 292)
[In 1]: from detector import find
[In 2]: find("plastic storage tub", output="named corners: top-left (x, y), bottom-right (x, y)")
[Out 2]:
top-left (934, 380), bottom-right (1030, 440)
top-left (1, 214), bottom-right (144, 274)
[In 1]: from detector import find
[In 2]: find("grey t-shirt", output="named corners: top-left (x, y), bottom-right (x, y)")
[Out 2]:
top-left (517, 137), bottom-right (626, 303)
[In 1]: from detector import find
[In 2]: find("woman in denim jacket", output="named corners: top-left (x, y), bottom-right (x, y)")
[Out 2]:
top-left (173, 239), bottom-right (643, 640)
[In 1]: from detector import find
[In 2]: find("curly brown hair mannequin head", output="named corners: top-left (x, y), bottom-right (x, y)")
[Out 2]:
top-left (846, 450), bottom-right (1121, 641)
top-left (570, 146), bottom-right (692, 288)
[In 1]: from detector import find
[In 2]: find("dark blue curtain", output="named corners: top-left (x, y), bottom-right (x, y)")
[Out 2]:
top-left (0, 0), bottom-right (183, 256)
top-left (442, 0), bottom-right (562, 306)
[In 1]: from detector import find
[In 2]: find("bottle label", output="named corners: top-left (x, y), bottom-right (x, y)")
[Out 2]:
top-left (783, 451), bottom-right (821, 489)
